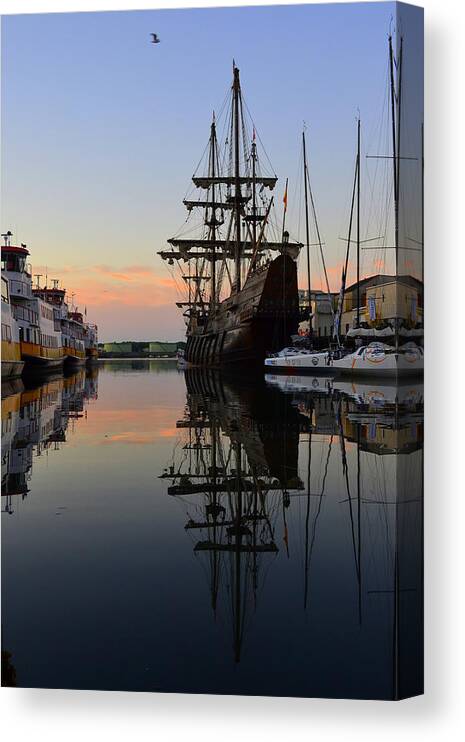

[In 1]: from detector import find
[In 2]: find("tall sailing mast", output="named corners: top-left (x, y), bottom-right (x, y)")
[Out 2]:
top-left (389, 33), bottom-right (403, 276)
top-left (301, 128), bottom-right (336, 343)
top-left (333, 118), bottom-right (359, 343)
top-left (159, 65), bottom-right (302, 324)
top-left (356, 116), bottom-right (361, 329)
top-left (302, 131), bottom-right (312, 336)
top-left (233, 65), bottom-right (242, 293)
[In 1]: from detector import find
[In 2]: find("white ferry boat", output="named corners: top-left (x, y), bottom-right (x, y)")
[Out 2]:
top-left (32, 284), bottom-right (88, 367)
top-left (1, 275), bottom-right (24, 378)
top-left (61, 310), bottom-right (86, 367)
top-left (1, 233), bottom-right (64, 371)
top-left (84, 322), bottom-right (99, 365)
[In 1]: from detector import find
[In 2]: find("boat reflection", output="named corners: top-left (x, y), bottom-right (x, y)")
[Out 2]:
top-left (1, 369), bottom-right (98, 514)
top-left (162, 368), bottom-right (423, 699)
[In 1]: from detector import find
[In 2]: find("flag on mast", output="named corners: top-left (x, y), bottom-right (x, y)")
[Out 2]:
top-left (283, 179), bottom-right (288, 212)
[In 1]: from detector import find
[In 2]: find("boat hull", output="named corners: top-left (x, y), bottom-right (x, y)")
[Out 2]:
top-left (65, 355), bottom-right (87, 368)
top-left (85, 349), bottom-right (99, 365)
top-left (264, 351), bottom-right (335, 375)
top-left (21, 342), bottom-right (65, 371)
top-left (332, 344), bottom-right (424, 378)
top-left (185, 254), bottom-right (300, 367)
top-left (1, 339), bottom-right (24, 378)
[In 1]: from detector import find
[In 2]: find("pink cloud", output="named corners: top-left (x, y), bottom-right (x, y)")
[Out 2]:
top-left (31, 261), bottom-right (184, 339)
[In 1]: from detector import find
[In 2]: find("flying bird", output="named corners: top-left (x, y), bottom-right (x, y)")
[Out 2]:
top-left (150, 33), bottom-right (160, 44)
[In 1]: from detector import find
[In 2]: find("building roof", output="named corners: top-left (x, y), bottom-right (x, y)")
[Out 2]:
top-left (345, 274), bottom-right (423, 293)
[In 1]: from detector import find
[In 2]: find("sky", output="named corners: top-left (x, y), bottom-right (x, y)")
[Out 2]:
top-left (1, 2), bottom-right (423, 342)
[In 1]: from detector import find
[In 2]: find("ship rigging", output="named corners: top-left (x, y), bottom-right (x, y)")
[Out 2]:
top-left (158, 64), bottom-right (303, 366)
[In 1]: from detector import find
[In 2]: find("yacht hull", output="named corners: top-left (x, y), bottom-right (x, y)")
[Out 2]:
top-left (264, 351), bottom-right (335, 374)
top-left (332, 345), bottom-right (424, 378)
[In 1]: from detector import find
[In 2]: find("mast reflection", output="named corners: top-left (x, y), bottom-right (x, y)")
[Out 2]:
top-left (162, 369), bottom-right (423, 698)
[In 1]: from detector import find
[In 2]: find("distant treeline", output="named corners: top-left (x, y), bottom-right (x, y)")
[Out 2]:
top-left (99, 341), bottom-right (186, 357)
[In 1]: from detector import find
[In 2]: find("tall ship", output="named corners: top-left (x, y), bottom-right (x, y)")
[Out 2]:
top-left (158, 65), bottom-right (303, 366)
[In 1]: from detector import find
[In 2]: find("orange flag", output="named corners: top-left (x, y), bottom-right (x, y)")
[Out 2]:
top-left (283, 180), bottom-right (288, 211)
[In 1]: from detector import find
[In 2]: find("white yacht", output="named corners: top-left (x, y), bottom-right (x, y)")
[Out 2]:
top-left (331, 341), bottom-right (423, 377)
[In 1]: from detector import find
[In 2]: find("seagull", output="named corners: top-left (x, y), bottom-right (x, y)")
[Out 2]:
top-left (150, 33), bottom-right (160, 44)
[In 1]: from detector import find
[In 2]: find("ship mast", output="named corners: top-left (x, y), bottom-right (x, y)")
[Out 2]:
top-left (158, 64), bottom-right (303, 353)
top-left (233, 65), bottom-right (242, 293)
top-left (207, 113), bottom-right (219, 308)
top-left (356, 116), bottom-right (361, 329)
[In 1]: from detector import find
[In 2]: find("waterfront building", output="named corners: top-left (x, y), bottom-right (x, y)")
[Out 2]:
top-left (298, 289), bottom-right (338, 340)
top-left (340, 274), bottom-right (423, 336)
top-left (148, 341), bottom-right (185, 357)
top-left (102, 341), bottom-right (136, 355)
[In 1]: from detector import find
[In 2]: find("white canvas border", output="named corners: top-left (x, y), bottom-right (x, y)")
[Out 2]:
top-left (0, 0), bottom-right (464, 740)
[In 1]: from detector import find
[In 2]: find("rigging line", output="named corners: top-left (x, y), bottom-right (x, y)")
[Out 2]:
top-left (241, 95), bottom-right (277, 177)
top-left (305, 163), bottom-right (335, 322)
top-left (307, 433), bottom-right (333, 575)
top-left (190, 138), bottom-right (212, 183)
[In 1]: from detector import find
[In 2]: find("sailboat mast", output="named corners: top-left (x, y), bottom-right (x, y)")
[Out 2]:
top-left (356, 117), bottom-right (361, 329)
top-left (421, 122), bottom-right (424, 281)
top-left (233, 66), bottom-right (242, 293)
top-left (357, 422), bottom-right (362, 625)
top-left (389, 34), bottom-right (399, 274)
top-left (302, 130), bottom-right (312, 335)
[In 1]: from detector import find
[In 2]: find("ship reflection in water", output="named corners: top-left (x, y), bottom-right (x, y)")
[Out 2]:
top-left (2, 369), bottom-right (98, 515)
top-left (1, 362), bottom-right (422, 699)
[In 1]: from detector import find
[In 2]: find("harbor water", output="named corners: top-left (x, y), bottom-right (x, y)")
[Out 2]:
top-left (1, 361), bottom-right (423, 699)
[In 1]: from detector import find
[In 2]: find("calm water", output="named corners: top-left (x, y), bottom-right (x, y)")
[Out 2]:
top-left (1, 361), bottom-right (423, 699)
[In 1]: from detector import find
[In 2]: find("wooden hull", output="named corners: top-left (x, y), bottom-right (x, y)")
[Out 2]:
top-left (185, 254), bottom-right (300, 367)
